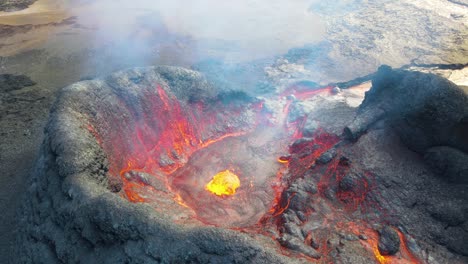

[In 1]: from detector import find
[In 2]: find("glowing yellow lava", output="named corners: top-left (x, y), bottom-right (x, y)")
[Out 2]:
top-left (205, 170), bottom-right (240, 196)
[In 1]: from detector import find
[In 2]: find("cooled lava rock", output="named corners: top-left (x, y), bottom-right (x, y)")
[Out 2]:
top-left (0, 0), bottom-right (37, 12)
top-left (338, 171), bottom-right (368, 200)
top-left (424, 146), bottom-right (468, 184)
top-left (345, 65), bottom-right (468, 183)
top-left (316, 148), bottom-right (337, 164)
top-left (377, 226), bottom-right (400, 256)
top-left (302, 118), bottom-right (320, 137)
top-left (0, 73), bottom-right (36, 92)
top-left (278, 234), bottom-right (321, 259)
top-left (448, 0), bottom-right (468, 7)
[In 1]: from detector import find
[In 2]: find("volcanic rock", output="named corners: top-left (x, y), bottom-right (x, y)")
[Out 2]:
top-left (289, 137), bottom-right (314, 153)
top-left (427, 200), bottom-right (468, 227)
top-left (289, 190), bottom-right (311, 213)
top-left (377, 226), bottom-right (401, 256)
top-left (302, 118), bottom-right (319, 137)
top-left (338, 172), bottom-right (365, 192)
top-left (339, 232), bottom-right (359, 241)
top-left (289, 177), bottom-right (317, 195)
top-left (281, 210), bottom-right (301, 226)
top-left (107, 175), bottom-right (123, 193)
top-left (309, 233), bottom-right (320, 250)
top-left (277, 234), bottom-right (321, 259)
top-left (123, 171), bottom-right (151, 185)
top-left (0, 73), bottom-right (36, 92)
top-left (159, 152), bottom-right (175, 168)
top-left (338, 180), bottom-right (357, 196)
top-left (296, 211), bottom-right (307, 222)
top-left (345, 65), bottom-right (468, 182)
top-left (0, 0), bottom-right (37, 12)
top-left (300, 177), bottom-right (318, 194)
top-left (323, 187), bottom-right (337, 202)
top-left (448, 0), bottom-right (468, 7)
top-left (284, 222), bottom-right (304, 240)
top-left (424, 146), bottom-right (468, 184)
top-left (316, 147), bottom-right (337, 164)
top-left (440, 226), bottom-right (468, 256)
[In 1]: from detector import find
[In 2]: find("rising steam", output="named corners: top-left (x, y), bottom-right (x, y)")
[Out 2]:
top-left (67, 0), bottom-right (325, 68)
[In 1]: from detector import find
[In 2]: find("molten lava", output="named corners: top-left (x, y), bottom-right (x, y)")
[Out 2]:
top-left (88, 79), bottom-right (425, 262)
top-left (205, 170), bottom-right (240, 196)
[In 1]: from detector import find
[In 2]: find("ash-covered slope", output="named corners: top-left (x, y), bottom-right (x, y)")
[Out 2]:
top-left (346, 65), bottom-right (468, 184)
top-left (343, 66), bottom-right (468, 258)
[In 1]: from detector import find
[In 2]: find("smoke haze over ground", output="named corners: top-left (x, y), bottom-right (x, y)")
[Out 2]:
top-left (64, 0), bottom-right (325, 65)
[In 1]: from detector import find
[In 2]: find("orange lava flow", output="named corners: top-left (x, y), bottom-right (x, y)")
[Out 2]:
top-left (272, 192), bottom-right (296, 216)
top-left (291, 86), bottom-right (333, 100)
top-left (85, 78), bottom-right (431, 263)
top-left (346, 222), bottom-right (422, 264)
top-left (277, 156), bottom-right (290, 164)
top-left (205, 170), bottom-right (241, 196)
top-left (91, 83), bottom-right (261, 203)
top-left (281, 83), bottom-right (333, 100)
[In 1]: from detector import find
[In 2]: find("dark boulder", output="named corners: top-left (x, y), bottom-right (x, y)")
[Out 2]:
top-left (424, 146), bottom-right (468, 184)
top-left (278, 234), bottom-right (321, 259)
top-left (346, 65), bottom-right (468, 152)
top-left (316, 148), bottom-right (337, 164)
top-left (345, 65), bottom-right (468, 182)
top-left (302, 118), bottom-right (319, 137)
top-left (378, 226), bottom-right (400, 256)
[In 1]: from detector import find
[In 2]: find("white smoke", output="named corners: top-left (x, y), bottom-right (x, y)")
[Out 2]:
top-left (66, 0), bottom-right (324, 66)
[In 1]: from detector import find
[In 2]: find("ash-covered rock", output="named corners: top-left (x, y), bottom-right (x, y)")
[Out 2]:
top-left (345, 65), bottom-right (468, 183)
top-left (427, 199), bottom-right (468, 227)
top-left (158, 152), bottom-right (175, 168)
top-left (350, 65), bottom-right (468, 151)
top-left (278, 234), bottom-right (321, 259)
top-left (448, 0), bottom-right (468, 7)
top-left (337, 171), bottom-right (369, 207)
top-left (317, 148), bottom-right (337, 164)
top-left (0, 73), bottom-right (35, 92)
top-left (0, 0), bottom-right (37, 12)
top-left (107, 175), bottom-right (123, 193)
top-left (424, 146), bottom-right (468, 184)
top-left (377, 226), bottom-right (400, 256)
top-left (347, 124), bottom-right (468, 260)
top-left (302, 118), bottom-right (319, 137)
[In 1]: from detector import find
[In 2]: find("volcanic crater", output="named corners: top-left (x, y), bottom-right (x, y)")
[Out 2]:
top-left (17, 65), bottom-right (468, 263)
